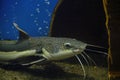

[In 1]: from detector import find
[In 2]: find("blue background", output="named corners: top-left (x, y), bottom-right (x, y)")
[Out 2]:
top-left (0, 0), bottom-right (58, 40)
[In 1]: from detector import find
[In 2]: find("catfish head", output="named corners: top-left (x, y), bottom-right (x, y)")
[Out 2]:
top-left (36, 37), bottom-right (87, 61)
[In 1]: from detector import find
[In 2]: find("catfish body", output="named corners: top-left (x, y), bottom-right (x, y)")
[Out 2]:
top-left (0, 23), bottom-right (87, 64)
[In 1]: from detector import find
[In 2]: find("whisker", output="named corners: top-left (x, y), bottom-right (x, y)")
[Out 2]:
top-left (87, 44), bottom-right (107, 49)
top-left (75, 55), bottom-right (86, 79)
top-left (83, 51), bottom-right (97, 66)
top-left (85, 49), bottom-right (108, 55)
top-left (80, 53), bottom-right (90, 67)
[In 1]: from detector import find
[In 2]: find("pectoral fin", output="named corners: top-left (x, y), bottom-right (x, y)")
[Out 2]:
top-left (21, 58), bottom-right (46, 66)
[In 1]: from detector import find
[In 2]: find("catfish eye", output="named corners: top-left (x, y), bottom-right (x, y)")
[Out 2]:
top-left (64, 43), bottom-right (72, 49)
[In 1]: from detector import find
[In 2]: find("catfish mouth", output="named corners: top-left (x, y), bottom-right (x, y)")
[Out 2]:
top-left (41, 48), bottom-right (82, 61)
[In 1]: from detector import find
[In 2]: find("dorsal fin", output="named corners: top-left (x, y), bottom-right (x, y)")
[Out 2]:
top-left (13, 22), bottom-right (30, 40)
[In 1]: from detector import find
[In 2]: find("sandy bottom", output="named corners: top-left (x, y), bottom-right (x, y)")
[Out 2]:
top-left (0, 61), bottom-right (108, 80)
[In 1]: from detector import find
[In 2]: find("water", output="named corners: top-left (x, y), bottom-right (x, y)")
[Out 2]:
top-left (0, 0), bottom-right (58, 40)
